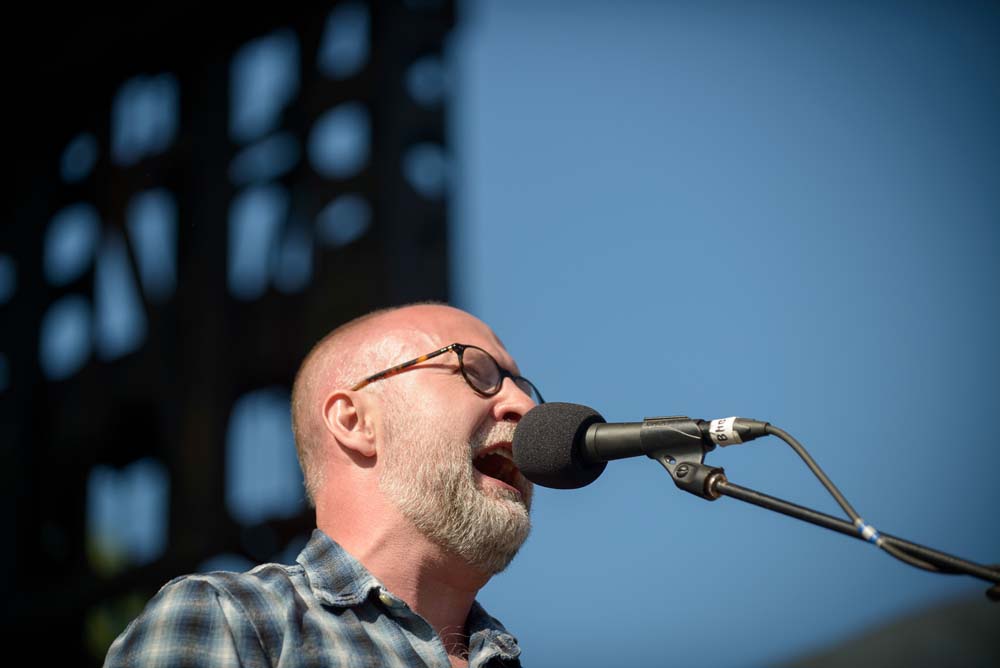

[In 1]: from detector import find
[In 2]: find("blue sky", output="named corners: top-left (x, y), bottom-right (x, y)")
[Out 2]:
top-left (64, 2), bottom-right (999, 665)
top-left (451, 2), bottom-right (999, 666)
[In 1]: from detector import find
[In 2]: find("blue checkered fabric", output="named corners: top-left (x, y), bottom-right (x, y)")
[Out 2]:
top-left (104, 529), bottom-right (522, 667)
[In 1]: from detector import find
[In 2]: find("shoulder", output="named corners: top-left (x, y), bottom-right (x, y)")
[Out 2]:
top-left (185, 562), bottom-right (309, 611)
top-left (103, 575), bottom-right (241, 667)
top-left (104, 564), bottom-right (309, 668)
top-left (146, 562), bottom-right (309, 624)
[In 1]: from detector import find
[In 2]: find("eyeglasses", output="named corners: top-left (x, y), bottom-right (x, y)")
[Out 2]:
top-left (351, 342), bottom-right (545, 404)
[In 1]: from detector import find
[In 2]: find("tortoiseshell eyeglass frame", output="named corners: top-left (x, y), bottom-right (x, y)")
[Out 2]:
top-left (350, 342), bottom-right (545, 404)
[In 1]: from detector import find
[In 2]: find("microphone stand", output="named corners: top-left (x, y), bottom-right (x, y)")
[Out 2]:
top-left (648, 434), bottom-right (1000, 599)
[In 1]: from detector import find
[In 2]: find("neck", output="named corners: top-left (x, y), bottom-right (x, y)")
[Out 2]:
top-left (318, 504), bottom-right (491, 652)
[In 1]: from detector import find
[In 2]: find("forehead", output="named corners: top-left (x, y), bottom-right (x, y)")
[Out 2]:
top-left (378, 306), bottom-right (517, 369)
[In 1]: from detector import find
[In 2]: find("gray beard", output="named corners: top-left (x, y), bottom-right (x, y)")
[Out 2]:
top-left (378, 409), bottom-right (532, 575)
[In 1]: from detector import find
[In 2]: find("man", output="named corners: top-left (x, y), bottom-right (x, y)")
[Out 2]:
top-left (104, 303), bottom-right (543, 668)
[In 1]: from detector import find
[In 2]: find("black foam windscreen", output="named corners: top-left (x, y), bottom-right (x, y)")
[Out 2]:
top-left (513, 402), bottom-right (608, 489)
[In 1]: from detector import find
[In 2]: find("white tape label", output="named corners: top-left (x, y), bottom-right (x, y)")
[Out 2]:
top-left (709, 417), bottom-right (742, 446)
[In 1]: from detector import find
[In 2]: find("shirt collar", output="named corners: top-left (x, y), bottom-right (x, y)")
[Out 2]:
top-left (297, 530), bottom-right (522, 661)
top-left (297, 529), bottom-right (383, 607)
top-left (467, 601), bottom-right (522, 662)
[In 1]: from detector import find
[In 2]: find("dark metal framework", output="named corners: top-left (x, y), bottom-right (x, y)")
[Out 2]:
top-left (2, 3), bottom-right (454, 663)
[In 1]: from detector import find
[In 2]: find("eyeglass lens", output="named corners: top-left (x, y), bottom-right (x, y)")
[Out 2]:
top-left (460, 346), bottom-right (542, 403)
top-left (460, 346), bottom-right (501, 392)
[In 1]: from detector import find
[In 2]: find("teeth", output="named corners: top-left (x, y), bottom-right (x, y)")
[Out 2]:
top-left (471, 446), bottom-right (522, 490)
top-left (492, 448), bottom-right (513, 462)
top-left (475, 445), bottom-right (513, 461)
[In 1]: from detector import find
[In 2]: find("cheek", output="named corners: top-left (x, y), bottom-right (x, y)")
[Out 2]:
top-left (403, 386), bottom-right (453, 426)
top-left (399, 375), bottom-right (489, 431)
top-left (401, 373), bottom-right (492, 444)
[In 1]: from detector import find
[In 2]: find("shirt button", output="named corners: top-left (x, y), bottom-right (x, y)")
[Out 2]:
top-left (378, 589), bottom-right (406, 610)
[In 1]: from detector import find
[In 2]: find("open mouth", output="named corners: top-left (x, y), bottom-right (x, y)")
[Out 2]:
top-left (472, 444), bottom-right (523, 494)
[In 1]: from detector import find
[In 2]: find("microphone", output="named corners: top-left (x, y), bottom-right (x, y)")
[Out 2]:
top-left (512, 402), bottom-right (769, 489)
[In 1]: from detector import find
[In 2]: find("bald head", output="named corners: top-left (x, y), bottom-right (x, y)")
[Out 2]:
top-left (290, 303), bottom-right (506, 505)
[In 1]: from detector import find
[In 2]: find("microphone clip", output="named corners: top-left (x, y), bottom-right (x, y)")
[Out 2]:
top-left (660, 459), bottom-right (727, 500)
top-left (640, 417), bottom-right (727, 500)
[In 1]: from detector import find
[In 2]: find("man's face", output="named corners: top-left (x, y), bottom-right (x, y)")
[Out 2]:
top-left (374, 313), bottom-right (537, 575)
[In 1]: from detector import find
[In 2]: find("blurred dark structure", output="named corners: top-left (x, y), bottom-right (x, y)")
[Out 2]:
top-left (783, 594), bottom-right (1000, 668)
top-left (3, 2), bottom-right (454, 664)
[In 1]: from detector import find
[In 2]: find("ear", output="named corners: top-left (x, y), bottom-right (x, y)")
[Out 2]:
top-left (322, 390), bottom-right (377, 459)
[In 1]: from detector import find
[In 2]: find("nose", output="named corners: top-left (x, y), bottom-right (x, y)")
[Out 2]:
top-left (491, 376), bottom-right (538, 423)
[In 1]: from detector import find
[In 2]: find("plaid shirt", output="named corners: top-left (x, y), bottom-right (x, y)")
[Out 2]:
top-left (104, 530), bottom-right (523, 667)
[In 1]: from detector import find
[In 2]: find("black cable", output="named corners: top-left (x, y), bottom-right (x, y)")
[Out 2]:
top-left (879, 541), bottom-right (943, 573)
top-left (763, 424), bottom-right (942, 573)
top-left (764, 425), bottom-right (860, 521)
top-left (713, 481), bottom-right (999, 581)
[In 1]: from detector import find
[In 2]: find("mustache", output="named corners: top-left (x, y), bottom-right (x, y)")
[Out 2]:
top-left (471, 421), bottom-right (518, 454)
